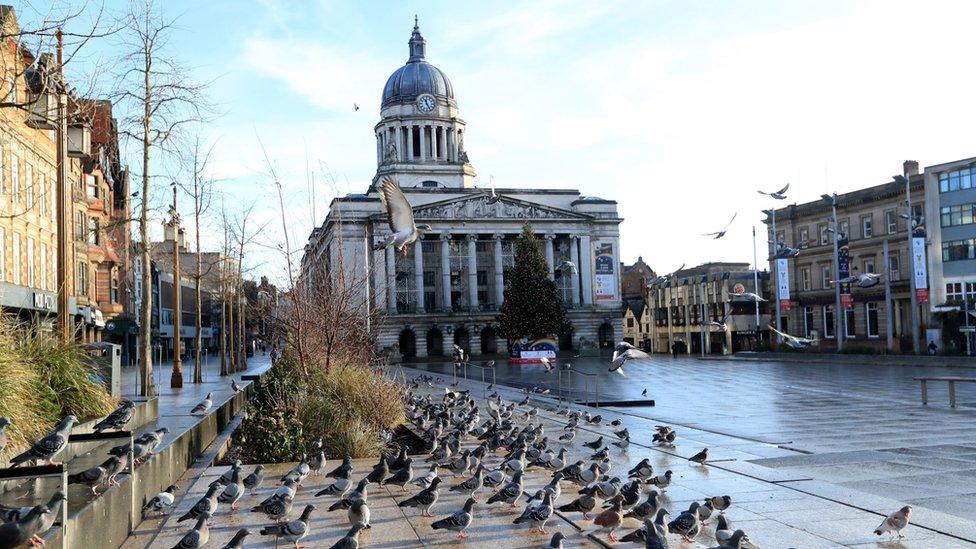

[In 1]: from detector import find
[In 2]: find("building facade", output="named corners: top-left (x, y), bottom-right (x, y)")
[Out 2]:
top-left (766, 164), bottom-right (926, 352)
top-left (622, 300), bottom-right (651, 350)
top-left (646, 262), bottom-right (771, 354)
top-left (301, 22), bottom-right (624, 358)
top-left (621, 256), bottom-right (656, 301)
top-left (924, 156), bottom-right (976, 354)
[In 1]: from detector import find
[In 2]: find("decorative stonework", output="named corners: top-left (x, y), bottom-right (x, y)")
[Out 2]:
top-left (413, 195), bottom-right (589, 221)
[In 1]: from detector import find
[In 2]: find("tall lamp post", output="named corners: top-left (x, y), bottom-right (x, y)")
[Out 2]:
top-left (762, 209), bottom-right (783, 345)
top-left (169, 184), bottom-right (183, 388)
top-left (821, 193), bottom-right (844, 350)
top-left (893, 173), bottom-right (921, 354)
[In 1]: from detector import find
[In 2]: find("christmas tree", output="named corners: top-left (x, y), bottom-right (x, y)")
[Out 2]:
top-left (498, 222), bottom-right (568, 341)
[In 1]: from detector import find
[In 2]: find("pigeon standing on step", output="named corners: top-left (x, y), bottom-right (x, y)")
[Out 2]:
top-left (254, 493), bottom-right (293, 523)
top-left (431, 497), bottom-right (476, 539)
top-left (707, 495), bottom-right (732, 513)
top-left (218, 466), bottom-right (245, 511)
top-left (548, 532), bottom-right (565, 548)
top-left (260, 504), bottom-right (315, 547)
top-left (243, 465), bottom-right (265, 494)
top-left (363, 456), bottom-right (388, 485)
top-left (558, 493), bottom-right (596, 519)
top-left (327, 522), bottom-right (366, 549)
top-left (0, 506), bottom-right (51, 549)
top-left (310, 450), bottom-right (326, 476)
top-left (413, 464), bottom-right (439, 489)
top-left (178, 481), bottom-right (222, 522)
top-left (513, 491), bottom-right (553, 533)
top-left (316, 468), bottom-right (353, 497)
top-left (874, 505), bottom-right (912, 539)
top-left (68, 456), bottom-right (119, 497)
top-left (592, 498), bottom-right (623, 542)
top-left (143, 485), bottom-right (178, 516)
top-left (221, 528), bottom-right (250, 549)
top-left (381, 457), bottom-right (413, 492)
top-left (327, 456), bottom-right (353, 479)
top-left (669, 501), bottom-right (701, 542)
top-left (347, 500), bottom-right (370, 528)
top-left (190, 393), bottom-right (213, 415)
top-left (715, 514), bottom-right (735, 544)
top-left (9, 415), bottom-right (77, 467)
top-left (173, 513), bottom-right (210, 549)
top-left (689, 448), bottom-right (709, 466)
top-left (231, 379), bottom-right (242, 393)
top-left (398, 477), bottom-right (441, 516)
top-left (487, 471), bottom-right (524, 507)
top-left (449, 464), bottom-right (484, 499)
top-left (93, 400), bottom-right (136, 432)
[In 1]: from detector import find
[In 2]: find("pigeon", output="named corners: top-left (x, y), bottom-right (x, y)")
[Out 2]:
top-left (398, 477), bottom-right (441, 516)
top-left (540, 356), bottom-right (554, 373)
top-left (644, 515), bottom-right (670, 549)
top-left (243, 465), bottom-right (265, 494)
top-left (729, 292), bottom-right (766, 303)
top-left (487, 471), bottom-right (524, 507)
top-left (769, 325), bottom-right (817, 349)
top-left (482, 467), bottom-right (506, 491)
top-left (178, 481), bottom-right (222, 522)
top-left (583, 436), bottom-right (604, 451)
top-left (582, 476), bottom-right (620, 501)
top-left (837, 272), bottom-right (882, 288)
top-left (221, 528), bottom-right (250, 549)
top-left (218, 467), bottom-right (245, 510)
top-left (347, 499), bottom-right (370, 528)
top-left (9, 415), bottom-right (77, 467)
top-left (558, 493), bottom-right (596, 519)
top-left (363, 456), bottom-right (388, 485)
top-left (190, 393), bottom-right (213, 415)
top-left (628, 458), bottom-right (653, 481)
top-left (0, 490), bottom-right (64, 539)
top-left (556, 260), bottom-right (578, 275)
top-left (231, 379), bottom-right (243, 393)
top-left (707, 495), bottom-right (732, 513)
top-left (93, 400), bottom-right (136, 432)
top-left (625, 491), bottom-right (661, 521)
top-left (0, 505), bottom-right (50, 549)
top-left (513, 491), bottom-right (553, 533)
top-left (649, 470), bottom-right (672, 491)
top-left (698, 500), bottom-right (714, 521)
top-left (381, 457), bottom-right (413, 492)
top-left (317, 468), bottom-right (353, 497)
top-left (310, 450), bottom-right (326, 476)
top-left (710, 529), bottom-right (749, 549)
top-left (612, 437), bottom-right (630, 451)
top-left (874, 505), bottom-right (912, 539)
top-left (143, 485), bottom-right (178, 516)
top-left (485, 176), bottom-right (500, 204)
top-left (450, 464), bottom-right (484, 499)
top-left (282, 454), bottom-right (312, 485)
top-left (0, 417), bottom-right (9, 455)
top-left (219, 460), bottom-right (243, 486)
top-left (669, 501), bottom-right (701, 542)
top-left (715, 514), bottom-right (735, 544)
top-left (641, 388), bottom-right (647, 397)
top-left (431, 497), bottom-right (476, 539)
top-left (557, 430), bottom-right (575, 444)
top-left (548, 531), bottom-right (565, 548)
top-left (702, 213), bottom-right (737, 239)
top-left (68, 456), bottom-right (119, 497)
top-left (328, 479), bottom-right (369, 512)
top-left (173, 513), bottom-right (210, 549)
top-left (254, 494), bottom-right (293, 523)
top-left (689, 448), bottom-right (709, 465)
top-left (592, 498), bottom-right (623, 542)
top-left (412, 464), bottom-right (438, 489)
top-left (328, 522), bottom-right (366, 549)
top-left (610, 342), bottom-right (649, 374)
top-left (374, 177), bottom-right (431, 256)
top-left (758, 183), bottom-right (789, 199)
top-left (260, 504), bottom-right (315, 546)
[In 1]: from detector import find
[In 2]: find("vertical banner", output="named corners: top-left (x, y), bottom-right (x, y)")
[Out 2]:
top-left (912, 236), bottom-right (929, 303)
top-left (776, 257), bottom-right (791, 312)
top-left (594, 242), bottom-right (615, 301)
top-left (837, 234), bottom-right (853, 310)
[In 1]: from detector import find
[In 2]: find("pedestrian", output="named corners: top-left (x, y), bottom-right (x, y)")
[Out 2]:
top-left (670, 342), bottom-right (678, 359)
top-left (928, 341), bottom-right (938, 355)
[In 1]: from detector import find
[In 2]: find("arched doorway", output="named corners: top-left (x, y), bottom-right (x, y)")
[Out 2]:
top-left (454, 326), bottom-right (471, 355)
top-left (480, 326), bottom-right (498, 355)
top-left (426, 327), bottom-right (444, 356)
top-left (558, 324), bottom-right (575, 352)
top-left (598, 322), bottom-right (614, 348)
top-left (398, 328), bottom-right (417, 358)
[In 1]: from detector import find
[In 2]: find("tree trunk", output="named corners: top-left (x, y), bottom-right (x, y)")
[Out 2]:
top-left (228, 291), bottom-right (237, 371)
top-left (219, 290), bottom-right (227, 376)
top-left (193, 194), bottom-right (203, 383)
top-left (138, 50), bottom-right (154, 397)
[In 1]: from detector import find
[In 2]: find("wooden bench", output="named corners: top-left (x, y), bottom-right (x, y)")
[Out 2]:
top-left (914, 376), bottom-right (976, 408)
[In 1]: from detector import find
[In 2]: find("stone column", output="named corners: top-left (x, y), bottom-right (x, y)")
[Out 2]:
top-left (419, 125), bottom-right (427, 161)
top-left (467, 234), bottom-right (479, 311)
top-left (569, 235), bottom-right (580, 307)
top-left (446, 127), bottom-right (454, 162)
top-left (385, 246), bottom-right (397, 313)
top-left (579, 235), bottom-right (593, 305)
top-left (394, 126), bottom-right (403, 161)
top-left (493, 234), bottom-right (504, 309)
top-left (440, 233), bottom-right (452, 310)
top-left (414, 240), bottom-right (425, 313)
top-left (544, 234), bottom-right (555, 279)
top-left (373, 242), bottom-right (387, 312)
top-left (415, 328), bottom-right (428, 358)
top-left (431, 125), bottom-right (439, 161)
top-left (376, 132), bottom-right (382, 165)
top-left (406, 125), bottom-right (414, 159)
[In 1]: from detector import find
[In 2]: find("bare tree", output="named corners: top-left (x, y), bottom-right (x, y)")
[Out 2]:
top-left (229, 201), bottom-right (264, 372)
top-left (113, 0), bottom-right (210, 394)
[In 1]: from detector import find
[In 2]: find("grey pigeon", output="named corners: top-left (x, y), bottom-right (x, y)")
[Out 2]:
top-left (549, 531), bottom-right (565, 548)
top-left (190, 393), bottom-right (213, 415)
top-left (0, 491), bottom-right (64, 537)
top-left (363, 455), bottom-right (388, 484)
top-left (260, 504), bottom-right (315, 546)
top-left (221, 528), bottom-right (250, 549)
top-left (373, 177), bottom-right (431, 255)
top-left (513, 491), bottom-right (553, 533)
top-left (449, 464), bottom-right (484, 499)
top-left (172, 513), bottom-right (210, 549)
top-left (625, 491), bottom-right (661, 521)
top-left (9, 415), bottom-right (77, 467)
top-left (347, 499), bottom-right (370, 528)
top-left (310, 450), bottom-right (326, 476)
top-left (243, 465), bottom-right (265, 494)
top-left (253, 493), bottom-right (293, 523)
top-left (644, 516), bottom-right (669, 549)
top-left (689, 448), bottom-right (708, 465)
top-left (178, 481), bottom-right (221, 523)
top-left (327, 479), bottom-right (369, 512)
top-left (143, 485), bottom-right (178, 516)
top-left (486, 471), bottom-right (524, 507)
top-left (709, 529), bottom-right (748, 549)
top-left (381, 457), bottom-right (413, 492)
top-left (231, 379), bottom-right (242, 393)
top-left (315, 471), bottom-right (352, 497)
top-left (68, 456), bottom-right (119, 497)
top-left (398, 477), bottom-right (441, 516)
top-left (93, 400), bottom-right (136, 432)
top-left (0, 505), bottom-right (51, 549)
top-left (668, 502), bottom-right (701, 542)
top-left (874, 505), bottom-right (912, 539)
top-left (715, 514), bottom-right (734, 544)
top-left (326, 456), bottom-right (352, 478)
top-left (558, 493), bottom-right (596, 519)
top-left (0, 417), bottom-right (9, 456)
top-left (218, 460), bottom-right (242, 485)
top-left (412, 464), bottom-right (438, 488)
top-left (217, 467), bottom-right (245, 511)
top-left (431, 497), bottom-right (475, 539)
top-left (328, 522), bottom-right (366, 549)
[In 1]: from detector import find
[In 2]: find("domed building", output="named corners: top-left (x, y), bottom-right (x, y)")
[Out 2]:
top-left (301, 20), bottom-right (624, 359)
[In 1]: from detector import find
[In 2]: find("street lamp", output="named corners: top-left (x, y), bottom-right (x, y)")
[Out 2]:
top-left (762, 208), bottom-right (783, 345)
top-left (893, 174), bottom-right (921, 354)
top-left (821, 193), bottom-right (845, 350)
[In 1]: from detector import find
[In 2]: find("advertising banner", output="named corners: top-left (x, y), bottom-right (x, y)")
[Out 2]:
top-left (912, 236), bottom-right (929, 303)
top-left (594, 242), bottom-right (615, 301)
top-left (837, 234), bottom-right (852, 309)
top-left (776, 257), bottom-right (790, 312)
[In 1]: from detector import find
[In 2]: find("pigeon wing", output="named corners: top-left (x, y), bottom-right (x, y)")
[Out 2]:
top-left (378, 178), bottom-right (415, 234)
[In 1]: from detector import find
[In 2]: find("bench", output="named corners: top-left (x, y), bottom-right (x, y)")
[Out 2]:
top-left (914, 376), bottom-right (976, 408)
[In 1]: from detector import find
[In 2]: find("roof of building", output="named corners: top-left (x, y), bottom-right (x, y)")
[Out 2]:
top-left (766, 175), bottom-right (924, 222)
top-left (381, 20), bottom-right (455, 108)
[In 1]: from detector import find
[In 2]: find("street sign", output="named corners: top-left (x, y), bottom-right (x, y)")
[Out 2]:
top-left (916, 288), bottom-right (929, 304)
top-left (841, 293), bottom-right (853, 310)
top-left (961, 326), bottom-right (976, 333)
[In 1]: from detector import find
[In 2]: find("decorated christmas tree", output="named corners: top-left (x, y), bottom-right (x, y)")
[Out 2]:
top-left (498, 222), bottom-right (568, 341)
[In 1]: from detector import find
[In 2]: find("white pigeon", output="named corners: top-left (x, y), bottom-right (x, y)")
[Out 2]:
top-left (609, 341), bottom-right (648, 375)
top-left (373, 177), bottom-right (431, 256)
top-left (874, 505), bottom-right (912, 539)
top-left (190, 393), bottom-right (212, 415)
top-left (769, 326), bottom-right (817, 350)
top-left (729, 292), bottom-right (766, 303)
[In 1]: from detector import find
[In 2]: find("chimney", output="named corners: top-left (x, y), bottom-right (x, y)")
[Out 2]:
top-left (163, 221), bottom-right (175, 242)
top-left (903, 160), bottom-right (919, 177)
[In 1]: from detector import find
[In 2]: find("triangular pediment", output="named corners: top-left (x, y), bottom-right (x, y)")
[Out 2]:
top-left (407, 194), bottom-right (592, 221)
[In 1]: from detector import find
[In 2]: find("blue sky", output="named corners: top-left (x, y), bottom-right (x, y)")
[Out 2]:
top-left (15, 0), bottom-right (976, 284)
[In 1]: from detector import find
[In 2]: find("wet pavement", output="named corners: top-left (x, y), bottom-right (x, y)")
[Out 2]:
top-left (403, 355), bottom-right (976, 524)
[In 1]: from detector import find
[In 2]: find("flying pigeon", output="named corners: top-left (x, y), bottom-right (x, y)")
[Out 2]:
top-left (485, 176), bottom-right (500, 205)
top-left (758, 183), bottom-right (789, 199)
top-left (173, 513), bottom-right (210, 549)
top-left (374, 177), bottom-right (431, 256)
top-left (93, 400), bottom-right (136, 432)
top-left (220, 528), bottom-right (250, 549)
top-left (555, 260), bottom-right (578, 275)
top-left (143, 485), bottom-right (178, 516)
top-left (261, 504), bottom-right (315, 546)
top-left (769, 326), bottom-right (817, 349)
top-left (327, 522), bottom-right (366, 549)
top-left (610, 341), bottom-right (648, 374)
top-left (874, 505), bottom-right (912, 539)
top-left (836, 272), bottom-right (882, 288)
top-left (702, 212), bottom-right (737, 239)
top-left (729, 292), bottom-right (766, 303)
top-left (9, 415), bottom-right (77, 467)
top-left (431, 497), bottom-right (476, 539)
top-left (190, 393), bottom-right (213, 415)
top-left (706, 311), bottom-right (733, 331)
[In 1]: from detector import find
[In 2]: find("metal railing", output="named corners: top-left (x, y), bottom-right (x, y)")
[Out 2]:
top-left (463, 363), bottom-right (497, 397)
top-left (557, 367), bottom-right (600, 407)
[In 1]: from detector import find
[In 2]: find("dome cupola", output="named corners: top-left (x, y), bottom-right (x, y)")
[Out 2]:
top-left (381, 18), bottom-right (455, 108)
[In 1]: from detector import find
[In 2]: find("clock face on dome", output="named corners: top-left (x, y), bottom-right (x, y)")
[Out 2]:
top-left (417, 94), bottom-right (436, 113)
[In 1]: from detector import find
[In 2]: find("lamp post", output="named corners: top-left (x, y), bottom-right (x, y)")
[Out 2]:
top-left (763, 209), bottom-right (782, 345)
top-left (752, 225), bottom-right (761, 334)
top-left (54, 29), bottom-right (71, 343)
top-left (169, 184), bottom-right (183, 388)
top-left (821, 193), bottom-right (844, 350)
top-left (893, 173), bottom-right (921, 354)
